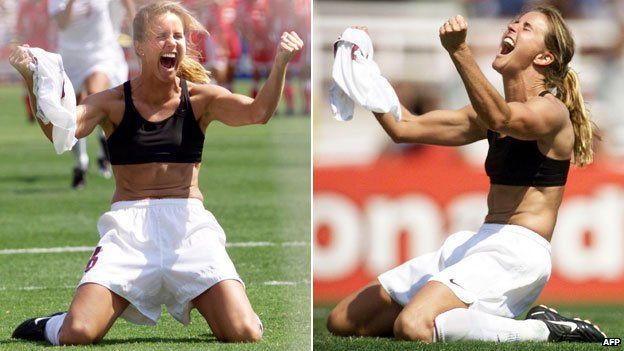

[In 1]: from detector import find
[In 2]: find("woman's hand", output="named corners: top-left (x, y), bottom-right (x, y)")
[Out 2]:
top-left (439, 15), bottom-right (469, 54)
top-left (8, 45), bottom-right (35, 80)
top-left (275, 31), bottom-right (304, 66)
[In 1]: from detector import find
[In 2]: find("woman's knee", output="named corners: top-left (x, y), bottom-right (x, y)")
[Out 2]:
top-left (327, 306), bottom-right (350, 336)
top-left (327, 304), bottom-right (381, 337)
top-left (393, 313), bottom-right (435, 343)
top-left (215, 316), bottom-right (263, 343)
top-left (59, 319), bottom-right (103, 345)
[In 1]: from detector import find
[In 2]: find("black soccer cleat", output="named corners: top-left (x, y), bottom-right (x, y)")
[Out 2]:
top-left (72, 167), bottom-right (86, 190)
top-left (12, 312), bottom-right (65, 342)
top-left (525, 305), bottom-right (606, 342)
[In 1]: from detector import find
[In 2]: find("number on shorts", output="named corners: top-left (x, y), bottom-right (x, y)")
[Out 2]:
top-left (84, 246), bottom-right (102, 272)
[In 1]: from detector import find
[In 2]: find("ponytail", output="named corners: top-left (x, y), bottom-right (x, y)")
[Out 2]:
top-left (177, 51), bottom-right (210, 84)
top-left (557, 69), bottom-right (594, 167)
top-left (534, 5), bottom-right (598, 167)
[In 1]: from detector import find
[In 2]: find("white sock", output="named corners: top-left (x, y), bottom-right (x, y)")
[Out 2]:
top-left (434, 308), bottom-right (549, 342)
top-left (44, 313), bottom-right (67, 346)
top-left (72, 138), bottom-right (88, 170)
top-left (256, 314), bottom-right (264, 336)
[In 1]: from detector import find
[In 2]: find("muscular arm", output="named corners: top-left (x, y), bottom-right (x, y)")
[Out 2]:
top-left (204, 59), bottom-right (288, 126)
top-left (373, 104), bottom-right (487, 146)
top-left (23, 72), bottom-right (54, 141)
top-left (74, 92), bottom-right (110, 138)
top-left (25, 77), bottom-right (108, 141)
top-left (449, 47), bottom-right (564, 139)
top-left (441, 16), bottom-right (567, 140)
top-left (199, 31), bottom-right (303, 127)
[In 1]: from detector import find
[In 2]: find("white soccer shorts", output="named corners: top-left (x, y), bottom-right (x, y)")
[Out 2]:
top-left (378, 223), bottom-right (552, 318)
top-left (60, 45), bottom-right (128, 91)
top-left (79, 198), bottom-right (243, 325)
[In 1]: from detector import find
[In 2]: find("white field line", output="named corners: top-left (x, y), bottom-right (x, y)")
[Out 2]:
top-left (263, 280), bottom-right (309, 286)
top-left (0, 285), bottom-right (75, 291)
top-left (0, 241), bottom-right (308, 255)
top-left (0, 246), bottom-right (93, 254)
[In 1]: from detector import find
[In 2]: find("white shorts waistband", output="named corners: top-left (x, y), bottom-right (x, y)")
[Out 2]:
top-left (110, 198), bottom-right (204, 211)
top-left (480, 223), bottom-right (551, 253)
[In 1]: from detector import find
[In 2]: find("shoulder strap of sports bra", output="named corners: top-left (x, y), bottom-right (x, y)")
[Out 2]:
top-left (123, 81), bottom-right (134, 107)
top-left (180, 78), bottom-right (189, 103)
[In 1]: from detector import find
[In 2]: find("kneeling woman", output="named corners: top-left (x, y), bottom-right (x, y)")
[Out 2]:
top-left (327, 7), bottom-right (605, 343)
top-left (10, 1), bottom-right (303, 345)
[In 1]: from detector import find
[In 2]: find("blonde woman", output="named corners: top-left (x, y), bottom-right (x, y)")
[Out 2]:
top-left (327, 7), bottom-right (606, 343)
top-left (10, 1), bottom-right (302, 345)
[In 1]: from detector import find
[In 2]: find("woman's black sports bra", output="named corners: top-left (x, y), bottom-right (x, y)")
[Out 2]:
top-left (484, 91), bottom-right (570, 187)
top-left (106, 79), bottom-right (205, 165)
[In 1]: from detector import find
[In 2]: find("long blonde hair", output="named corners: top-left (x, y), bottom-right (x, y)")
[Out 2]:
top-left (534, 5), bottom-right (595, 167)
top-left (133, 1), bottom-right (210, 84)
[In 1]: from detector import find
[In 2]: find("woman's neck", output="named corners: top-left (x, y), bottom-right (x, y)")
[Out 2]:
top-left (133, 73), bottom-right (181, 104)
top-left (502, 69), bottom-right (547, 103)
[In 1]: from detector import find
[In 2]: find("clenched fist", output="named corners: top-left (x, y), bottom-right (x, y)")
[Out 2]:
top-left (275, 31), bottom-right (304, 66)
top-left (439, 15), bottom-right (468, 54)
top-left (9, 45), bottom-right (35, 79)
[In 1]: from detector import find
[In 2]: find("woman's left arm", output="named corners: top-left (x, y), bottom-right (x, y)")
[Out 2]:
top-left (440, 15), bottom-right (566, 140)
top-left (202, 31), bottom-right (304, 127)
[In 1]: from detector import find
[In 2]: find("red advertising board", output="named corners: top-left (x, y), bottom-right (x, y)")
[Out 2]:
top-left (314, 147), bottom-right (624, 303)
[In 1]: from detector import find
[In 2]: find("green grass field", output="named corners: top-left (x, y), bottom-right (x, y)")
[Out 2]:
top-left (0, 83), bottom-right (310, 350)
top-left (314, 303), bottom-right (623, 350)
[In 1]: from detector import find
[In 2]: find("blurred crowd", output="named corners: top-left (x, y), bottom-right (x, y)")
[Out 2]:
top-left (0, 0), bottom-right (311, 115)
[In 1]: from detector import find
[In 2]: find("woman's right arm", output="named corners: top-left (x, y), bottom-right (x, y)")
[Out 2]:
top-left (373, 104), bottom-right (487, 146)
top-left (9, 46), bottom-right (108, 143)
top-left (10, 46), bottom-right (52, 141)
top-left (352, 26), bottom-right (487, 146)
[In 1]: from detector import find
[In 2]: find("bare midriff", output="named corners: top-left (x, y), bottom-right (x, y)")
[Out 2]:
top-left (111, 162), bottom-right (203, 203)
top-left (484, 184), bottom-right (565, 242)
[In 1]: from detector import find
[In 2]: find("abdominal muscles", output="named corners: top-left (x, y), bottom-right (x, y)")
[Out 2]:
top-left (111, 162), bottom-right (203, 203)
top-left (485, 184), bottom-right (565, 241)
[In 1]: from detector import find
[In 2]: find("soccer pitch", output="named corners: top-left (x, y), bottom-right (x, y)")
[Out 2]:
top-left (0, 84), bottom-right (310, 351)
top-left (314, 303), bottom-right (623, 350)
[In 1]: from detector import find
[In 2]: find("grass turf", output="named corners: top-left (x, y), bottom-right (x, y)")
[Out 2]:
top-left (314, 303), bottom-right (623, 350)
top-left (0, 83), bottom-right (310, 350)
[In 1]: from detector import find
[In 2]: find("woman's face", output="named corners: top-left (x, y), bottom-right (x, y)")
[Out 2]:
top-left (137, 12), bottom-right (186, 82)
top-left (492, 11), bottom-right (551, 74)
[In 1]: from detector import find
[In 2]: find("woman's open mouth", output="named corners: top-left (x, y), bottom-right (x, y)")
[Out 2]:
top-left (500, 37), bottom-right (515, 55)
top-left (159, 53), bottom-right (177, 70)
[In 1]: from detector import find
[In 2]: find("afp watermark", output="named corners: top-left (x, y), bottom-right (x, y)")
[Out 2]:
top-left (603, 338), bottom-right (621, 347)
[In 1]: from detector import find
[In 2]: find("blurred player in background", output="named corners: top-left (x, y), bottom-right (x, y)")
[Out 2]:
top-left (10, 0), bottom-right (303, 345)
top-left (273, 0), bottom-right (310, 115)
top-left (298, 0), bottom-right (311, 115)
top-left (185, 0), bottom-right (239, 89)
top-left (49, 0), bottom-right (135, 189)
top-left (239, 0), bottom-right (276, 99)
top-left (173, 0), bottom-right (311, 109)
top-left (327, 7), bottom-right (606, 344)
top-left (16, 0), bottom-right (56, 123)
top-left (210, 0), bottom-right (242, 91)
top-left (186, 0), bottom-right (241, 90)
